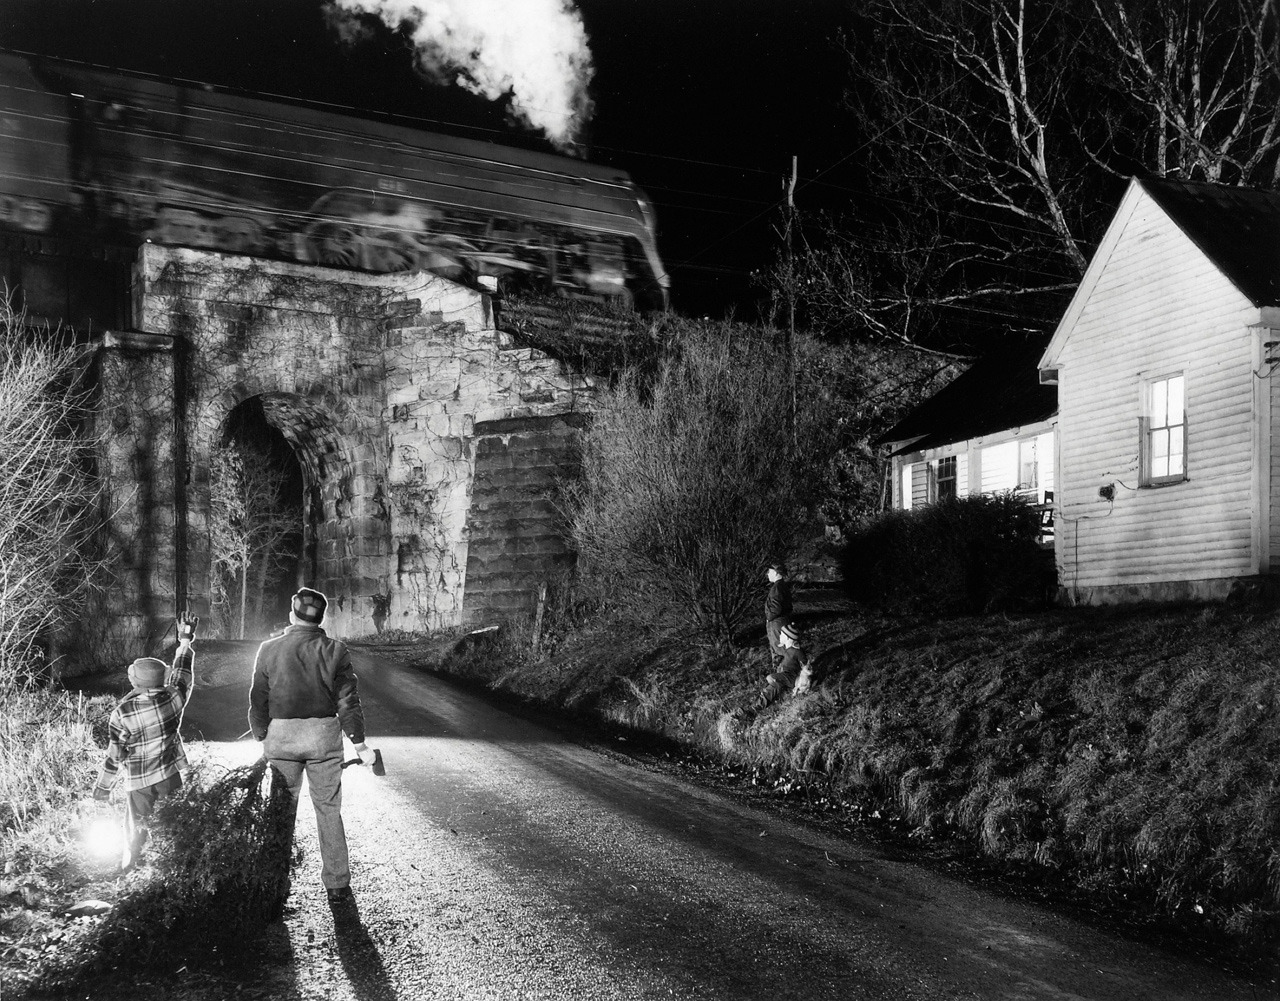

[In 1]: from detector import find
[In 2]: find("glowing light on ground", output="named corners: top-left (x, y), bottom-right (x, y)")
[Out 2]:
top-left (83, 816), bottom-right (123, 862)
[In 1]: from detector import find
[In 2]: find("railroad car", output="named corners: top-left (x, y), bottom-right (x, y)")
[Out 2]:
top-left (0, 51), bottom-right (668, 312)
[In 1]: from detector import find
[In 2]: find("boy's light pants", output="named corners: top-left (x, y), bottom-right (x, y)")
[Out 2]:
top-left (264, 716), bottom-right (350, 890)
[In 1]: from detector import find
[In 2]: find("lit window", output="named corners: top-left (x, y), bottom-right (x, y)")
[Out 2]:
top-left (1142, 374), bottom-right (1186, 485)
top-left (1018, 439), bottom-right (1038, 492)
top-left (934, 455), bottom-right (957, 500)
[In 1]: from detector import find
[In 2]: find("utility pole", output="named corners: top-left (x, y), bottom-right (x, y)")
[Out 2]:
top-left (785, 155), bottom-right (798, 448)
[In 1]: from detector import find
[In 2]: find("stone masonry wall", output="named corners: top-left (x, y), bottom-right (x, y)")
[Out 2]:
top-left (95, 331), bottom-right (182, 653)
top-left (104, 244), bottom-right (595, 645)
top-left (462, 414), bottom-right (587, 623)
top-left (379, 284), bottom-right (595, 634)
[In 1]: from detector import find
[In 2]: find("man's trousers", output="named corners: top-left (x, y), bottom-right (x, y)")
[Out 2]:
top-left (264, 715), bottom-right (350, 890)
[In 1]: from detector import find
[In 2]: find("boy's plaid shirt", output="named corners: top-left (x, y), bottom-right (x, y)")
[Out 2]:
top-left (95, 646), bottom-right (194, 794)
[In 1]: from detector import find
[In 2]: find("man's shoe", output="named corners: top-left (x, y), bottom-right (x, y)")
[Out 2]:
top-left (326, 886), bottom-right (352, 904)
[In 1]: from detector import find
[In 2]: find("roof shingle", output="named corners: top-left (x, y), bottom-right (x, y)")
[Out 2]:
top-left (1141, 177), bottom-right (1280, 307)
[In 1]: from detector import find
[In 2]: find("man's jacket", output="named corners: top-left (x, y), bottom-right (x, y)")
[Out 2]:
top-left (248, 623), bottom-right (365, 743)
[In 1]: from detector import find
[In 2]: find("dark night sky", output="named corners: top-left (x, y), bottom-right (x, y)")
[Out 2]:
top-left (0, 0), bottom-right (860, 317)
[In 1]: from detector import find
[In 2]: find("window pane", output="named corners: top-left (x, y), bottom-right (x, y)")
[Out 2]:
top-left (1167, 375), bottom-right (1185, 425)
top-left (1019, 439), bottom-right (1037, 490)
top-left (936, 456), bottom-right (957, 500)
top-left (1169, 425), bottom-right (1184, 476)
top-left (1151, 379), bottom-right (1168, 428)
top-left (981, 441), bottom-right (1017, 493)
top-left (1152, 428), bottom-right (1169, 479)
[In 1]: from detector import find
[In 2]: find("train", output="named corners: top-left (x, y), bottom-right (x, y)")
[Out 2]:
top-left (0, 52), bottom-right (669, 311)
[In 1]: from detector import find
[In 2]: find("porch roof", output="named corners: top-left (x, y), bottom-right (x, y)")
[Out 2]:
top-left (878, 337), bottom-right (1057, 456)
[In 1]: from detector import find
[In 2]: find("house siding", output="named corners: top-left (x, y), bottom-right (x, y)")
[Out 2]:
top-left (978, 431), bottom-right (1055, 499)
top-left (1053, 192), bottom-right (1260, 589)
top-left (893, 427), bottom-right (1053, 513)
top-left (1268, 356), bottom-right (1280, 567)
top-left (911, 462), bottom-right (928, 507)
top-left (905, 449), bottom-right (970, 506)
top-left (980, 441), bottom-right (1017, 494)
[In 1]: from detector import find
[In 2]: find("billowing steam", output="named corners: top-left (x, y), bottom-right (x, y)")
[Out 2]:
top-left (328, 0), bottom-right (595, 151)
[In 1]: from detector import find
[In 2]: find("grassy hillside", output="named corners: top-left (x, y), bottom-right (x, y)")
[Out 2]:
top-left (433, 591), bottom-right (1280, 967)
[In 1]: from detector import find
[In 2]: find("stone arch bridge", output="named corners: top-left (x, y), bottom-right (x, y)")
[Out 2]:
top-left (98, 245), bottom-right (598, 648)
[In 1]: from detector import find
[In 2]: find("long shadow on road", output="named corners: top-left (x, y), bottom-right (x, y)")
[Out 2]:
top-left (329, 895), bottom-right (396, 1001)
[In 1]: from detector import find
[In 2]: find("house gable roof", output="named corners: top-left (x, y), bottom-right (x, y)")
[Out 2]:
top-left (878, 336), bottom-right (1057, 455)
top-left (1141, 178), bottom-right (1280, 307)
top-left (1042, 176), bottom-right (1280, 370)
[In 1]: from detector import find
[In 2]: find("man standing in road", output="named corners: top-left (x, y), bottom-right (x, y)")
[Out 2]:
top-left (249, 587), bottom-right (375, 903)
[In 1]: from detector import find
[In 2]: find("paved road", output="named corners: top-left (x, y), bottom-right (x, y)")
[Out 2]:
top-left (178, 647), bottom-right (1274, 1001)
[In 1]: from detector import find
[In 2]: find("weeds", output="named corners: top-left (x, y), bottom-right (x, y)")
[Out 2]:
top-left (0, 689), bottom-right (103, 837)
top-left (0, 693), bottom-right (290, 991)
top-left (32, 760), bottom-right (294, 990)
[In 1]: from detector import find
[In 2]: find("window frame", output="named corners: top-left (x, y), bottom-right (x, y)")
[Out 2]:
top-left (1140, 372), bottom-right (1188, 488)
top-left (933, 454), bottom-right (958, 501)
top-left (1017, 438), bottom-right (1039, 494)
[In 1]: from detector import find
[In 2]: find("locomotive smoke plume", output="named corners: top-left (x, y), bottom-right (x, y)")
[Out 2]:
top-left (328, 0), bottom-right (595, 151)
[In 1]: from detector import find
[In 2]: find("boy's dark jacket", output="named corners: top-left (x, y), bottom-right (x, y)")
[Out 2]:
top-left (765, 580), bottom-right (792, 622)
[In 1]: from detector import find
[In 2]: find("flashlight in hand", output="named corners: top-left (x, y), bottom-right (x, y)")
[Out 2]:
top-left (176, 611), bottom-right (199, 643)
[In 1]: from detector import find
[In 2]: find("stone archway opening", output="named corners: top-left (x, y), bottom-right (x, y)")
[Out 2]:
top-left (213, 396), bottom-right (306, 638)
top-left (207, 389), bottom-right (389, 640)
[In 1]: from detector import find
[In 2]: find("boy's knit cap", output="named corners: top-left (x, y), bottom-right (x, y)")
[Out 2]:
top-left (292, 587), bottom-right (327, 623)
top-left (129, 657), bottom-right (166, 688)
top-left (780, 622), bottom-right (800, 644)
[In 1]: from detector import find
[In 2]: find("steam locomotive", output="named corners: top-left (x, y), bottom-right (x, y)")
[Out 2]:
top-left (0, 52), bottom-right (669, 311)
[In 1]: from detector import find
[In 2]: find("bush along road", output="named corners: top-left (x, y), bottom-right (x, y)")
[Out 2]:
top-left (27, 638), bottom-right (1269, 1001)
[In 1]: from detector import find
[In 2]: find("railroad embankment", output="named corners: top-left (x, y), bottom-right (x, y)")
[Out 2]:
top-left (425, 590), bottom-right (1280, 973)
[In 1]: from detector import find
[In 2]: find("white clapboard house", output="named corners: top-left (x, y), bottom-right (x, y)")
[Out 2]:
top-left (1039, 177), bottom-right (1280, 603)
top-left (880, 337), bottom-right (1058, 540)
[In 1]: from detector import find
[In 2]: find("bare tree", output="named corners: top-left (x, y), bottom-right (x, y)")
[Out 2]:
top-left (566, 321), bottom-right (803, 645)
top-left (868, 0), bottom-right (1092, 271)
top-left (0, 300), bottom-right (103, 685)
top-left (1089, 0), bottom-right (1280, 185)
top-left (778, 0), bottom-right (1280, 352)
top-left (208, 441), bottom-right (295, 639)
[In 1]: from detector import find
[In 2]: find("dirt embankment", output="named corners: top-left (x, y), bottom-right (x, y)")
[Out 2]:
top-left (416, 590), bottom-right (1280, 975)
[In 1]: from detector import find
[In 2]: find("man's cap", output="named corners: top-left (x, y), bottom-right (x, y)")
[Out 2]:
top-left (128, 657), bottom-right (166, 688)
top-left (292, 587), bottom-right (328, 623)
